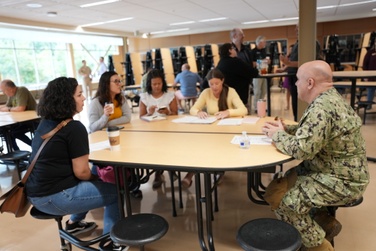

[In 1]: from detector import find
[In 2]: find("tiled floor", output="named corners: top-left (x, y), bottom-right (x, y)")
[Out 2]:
top-left (0, 87), bottom-right (375, 251)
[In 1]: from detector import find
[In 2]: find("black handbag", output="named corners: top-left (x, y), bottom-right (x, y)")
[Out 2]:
top-left (0, 119), bottom-right (72, 217)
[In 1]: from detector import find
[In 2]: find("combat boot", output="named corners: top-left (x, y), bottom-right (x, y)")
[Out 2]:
top-left (314, 211), bottom-right (342, 243)
top-left (301, 239), bottom-right (334, 251)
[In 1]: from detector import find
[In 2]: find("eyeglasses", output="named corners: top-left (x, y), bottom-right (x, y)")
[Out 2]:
top-left (111, 79), bottom-right (122, 84)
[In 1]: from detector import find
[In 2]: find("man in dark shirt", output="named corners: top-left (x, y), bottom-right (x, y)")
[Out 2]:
top-left (230, 28), bottom-right (258, 113)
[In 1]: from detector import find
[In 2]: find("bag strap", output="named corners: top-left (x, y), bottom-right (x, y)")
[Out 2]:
top-left (20, 118), bottom-right (72, 184)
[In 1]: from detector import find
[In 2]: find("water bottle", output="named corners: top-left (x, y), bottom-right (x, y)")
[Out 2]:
top-left (239, 131), bottom-right (250, 149)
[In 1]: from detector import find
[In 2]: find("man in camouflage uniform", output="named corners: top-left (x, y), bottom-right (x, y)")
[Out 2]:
top-left (262, 60), bottom-right (369, 251)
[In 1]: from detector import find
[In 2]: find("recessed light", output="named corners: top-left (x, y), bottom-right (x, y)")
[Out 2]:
top-left (27, 3), bottom-right (42, 8)
top-left (47, 12), bottom-right (58, 17)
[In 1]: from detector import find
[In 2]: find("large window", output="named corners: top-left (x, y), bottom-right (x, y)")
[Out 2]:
top-left (0, 28), bottom-right (122, 90)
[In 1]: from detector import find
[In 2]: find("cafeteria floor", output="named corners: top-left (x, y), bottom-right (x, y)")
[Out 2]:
top-left (1, 86), bottom-right (375, 251)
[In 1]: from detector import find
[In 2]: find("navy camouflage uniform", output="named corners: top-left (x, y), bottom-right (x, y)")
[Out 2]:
top-left (271, 87), bottom-right (369, 247)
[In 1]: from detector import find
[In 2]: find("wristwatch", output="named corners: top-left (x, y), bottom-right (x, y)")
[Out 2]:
top-left (8, 107), bottom-right (11, 112)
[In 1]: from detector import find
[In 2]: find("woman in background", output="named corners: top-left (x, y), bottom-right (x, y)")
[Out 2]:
top-left (88, 71), bottom-right (131, 133)
top-left (139, 69), bottom-right (178, 188)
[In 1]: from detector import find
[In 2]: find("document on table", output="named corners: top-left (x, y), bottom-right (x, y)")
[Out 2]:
top-left (141, 115), bottom-right (167, 122)
top-left (90, 140), bottom-right (110, 152)
top-left (217, 118), bottom-right (243, 125)
top-left (242, 117), bottom-right (260, 124)
top-left (172, 116), bottom-right (217, 124)
top-left (231, 135), bottom-right (272, 145)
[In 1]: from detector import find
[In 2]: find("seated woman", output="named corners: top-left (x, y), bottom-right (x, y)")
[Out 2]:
top-left (139, 69), bottom-right (178, 188)
top-left (88, 71), bottom-right (131, 133)
top-left (182, 68), bottom-right (248, 188)
top-left (26, 77), bottom-right (124, 251)
top-left (88, 71), bottom-right (141, 198)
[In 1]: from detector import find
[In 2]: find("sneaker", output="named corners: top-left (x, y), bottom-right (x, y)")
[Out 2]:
top-left (100, 239), bottom-right (129, 251)
top-left (65, 220), bottom-right (97, 235)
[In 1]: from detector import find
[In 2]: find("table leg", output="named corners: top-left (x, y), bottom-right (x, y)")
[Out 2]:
top-left (266, 78), bottom-right (271, 116)
top-left (195, 173), bottom-right (215, 251)
top-left (350, 79), bottom-right (356, 109)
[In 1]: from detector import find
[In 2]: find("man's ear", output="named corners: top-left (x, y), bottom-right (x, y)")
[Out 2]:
top-left (307, 78), bottom-right (314, 89)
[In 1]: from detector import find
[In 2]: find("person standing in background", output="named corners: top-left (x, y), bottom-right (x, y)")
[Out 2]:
top-left (251, 35), bottom-right (270, 113)
top-left (279, 24), bottom-right (322, 121)
top-left (79, 60), bottom-right (93, 98)
top-left (0, 79), bottom-right (38, 151)
top-left (173, 63), bottom-right (202, 111)
top-left (362, 40), bottom-right (376, 110)
top-left (230, 28), bottom-right (259, 113)
top-left (216, 43), bottom-right (257, 110)
top-left (98, 56), bottom-right (108, 77)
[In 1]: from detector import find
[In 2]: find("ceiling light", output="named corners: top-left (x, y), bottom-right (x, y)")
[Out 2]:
top-left (27, 3), bottom-right (42, 8)
top-left (317, 5), bottom-right (337, 10)
top-left (150, 28), bottom-right (189, 35)
top-left (242, 20), bottom-right (269, 25)
top-left (339, 0), bottom-right (376, 7)
top-left (271, 17), bottom-right (299, 22)
top-left (80, 0), bottom-right (121, 8)
top-left (170, 21), bottom-right (195, 26)
top-left (198, 17), bottom-right (227, 23)
top-left (142, 33), bottom-right (149, 38)
top-left (81, 17), bottom-right (133, 27)
top-left (47, 12), bottom-right (58, 17)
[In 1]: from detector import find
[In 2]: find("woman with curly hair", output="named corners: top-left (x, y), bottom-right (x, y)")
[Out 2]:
top-left (26, 77), bottom-right (125, 250)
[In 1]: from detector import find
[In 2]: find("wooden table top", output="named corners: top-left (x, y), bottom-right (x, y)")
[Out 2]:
top-left (332, 70), bottom-right (376, 78)
top-left (89, 130), bottom-right (293, 172)
top-left (0, 110), bottom-right (39, 126)
top-left (117, 115), bottom-right (293, 135)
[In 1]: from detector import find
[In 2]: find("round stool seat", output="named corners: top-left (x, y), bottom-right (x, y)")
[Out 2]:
top-left (110, 213), bottom-right (168, 247)
top-left (30, 206), bottom-right (62, 220)
top-left (237, 218), bottom-right (301, 251)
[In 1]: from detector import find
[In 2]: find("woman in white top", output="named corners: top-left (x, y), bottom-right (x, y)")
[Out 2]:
top-left (139, 69), bottom-right (178, 188)
top-left (139, 69), bottom-right (178, 117)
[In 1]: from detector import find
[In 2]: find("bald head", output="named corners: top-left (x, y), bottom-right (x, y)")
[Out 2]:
top-left (296, 60), bottom-right (334, 103)
top-left (182, 63), bottom-right (190, 71)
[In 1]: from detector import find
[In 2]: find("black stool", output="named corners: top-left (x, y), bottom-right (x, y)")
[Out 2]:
top-left (110, 213), bottom-right (169, 251)
top-left (30, 207), bottom-right (110, 251)
top-left (0, 150), bottom-right (30, 180)
top-left (237, 218), bottom-right (301, 251)
top-left (327, 196), bottom-right (363, 246)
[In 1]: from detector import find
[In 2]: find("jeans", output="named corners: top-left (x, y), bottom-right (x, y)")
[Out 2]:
top-left (28, 180), bottom-right (120, 234)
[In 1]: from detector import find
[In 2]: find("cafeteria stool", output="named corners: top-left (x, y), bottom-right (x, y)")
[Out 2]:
top-left (110, 213), bottom-right (169, 251)
top-left (181, 96), bottom-right (196, 113)
top-left (237, 218), bottom-right (301, 251)
top-left (0, 150), bottom-right (30, 180)
top-left (30, 207), bottom-right (110, 251)
top-left (327, 196), bottom-right (363, 246)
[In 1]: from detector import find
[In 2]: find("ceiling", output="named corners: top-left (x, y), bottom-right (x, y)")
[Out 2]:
top-left (0, 0), bottom-right (375, 38)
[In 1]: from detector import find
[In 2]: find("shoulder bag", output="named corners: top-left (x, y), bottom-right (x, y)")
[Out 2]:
top-left (0, 119), bottom-right (72, 218)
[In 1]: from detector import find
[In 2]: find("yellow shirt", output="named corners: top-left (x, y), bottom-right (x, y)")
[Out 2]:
top-left (190, 87), bottom-right (247, 117)
top-left (108, 99), bottom-right (121, 121)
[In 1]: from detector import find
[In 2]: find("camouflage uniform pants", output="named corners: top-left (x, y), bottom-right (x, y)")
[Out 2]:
top-left (274, 170), bottom-right (363, 248)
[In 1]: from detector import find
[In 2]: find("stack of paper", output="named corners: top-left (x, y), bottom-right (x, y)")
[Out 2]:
top-left (172, 116), bottom-right (217, 124)
top-left (141, 115), bottom-right (167, 122)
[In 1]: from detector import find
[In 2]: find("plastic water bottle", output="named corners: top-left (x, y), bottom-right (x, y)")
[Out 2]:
top-left (239, 131), bottom-right (250, 149)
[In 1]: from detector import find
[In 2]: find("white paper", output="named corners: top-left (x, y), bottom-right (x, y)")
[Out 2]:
top-left (242, 117), bottom-right (260, 124)
top-left (217, 118), bottom-right (243, 126)
top-left (172, 116), bottom-right (217, 124)
top-left (90, 140), bottom-right (110, 152)
top-left (231, 135), bottom-right (272, 145)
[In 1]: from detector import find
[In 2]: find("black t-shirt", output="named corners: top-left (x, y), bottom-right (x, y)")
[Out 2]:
top-left (26, 120), bottom-right (89, 197)
top-left (251, 47), bottom-right (267, 62)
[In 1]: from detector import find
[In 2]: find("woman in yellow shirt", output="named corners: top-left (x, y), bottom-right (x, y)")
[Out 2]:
top-left (182, 69), bottom-right (247, 188)
top-left (190, 68), bottom-right (247, 119)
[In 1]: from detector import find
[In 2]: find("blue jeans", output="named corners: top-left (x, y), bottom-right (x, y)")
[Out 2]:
top-left (367, 87), bottom-right (375, 105)
top-left (28, 180), bottom-right (120, 234)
